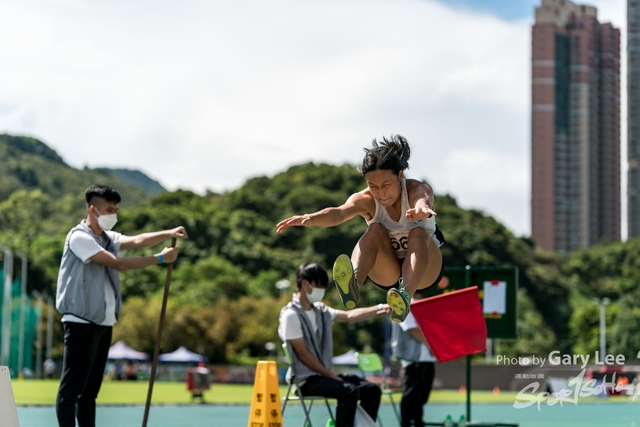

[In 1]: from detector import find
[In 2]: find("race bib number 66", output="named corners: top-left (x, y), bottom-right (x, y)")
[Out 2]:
top-left (388, 230), bottom-right (410, 251)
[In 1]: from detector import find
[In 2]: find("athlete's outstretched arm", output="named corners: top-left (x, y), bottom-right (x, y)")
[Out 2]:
top-left (406, 181), bottom-right (437, 221)
top-left (276, 193), bottom-right (367, 233)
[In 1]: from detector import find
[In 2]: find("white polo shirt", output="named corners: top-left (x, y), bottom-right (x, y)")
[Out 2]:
top-left (399, 311), bottom-right (436, 364)
top-left (278, 303), bottom-right (338, 342)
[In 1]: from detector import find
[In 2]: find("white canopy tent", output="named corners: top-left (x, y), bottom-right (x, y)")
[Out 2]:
top-left (332, 349), bottom-right (359, 366)
top-left (158, 346), bottom-right (204, 363)
top-left (107, 341), bottom-right (148, 361)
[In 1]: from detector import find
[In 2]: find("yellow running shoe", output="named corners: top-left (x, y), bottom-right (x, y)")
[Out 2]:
top-left (332, 254), bottom-right (360, 310)
top-left (387, 285), bottom-right (411, 323)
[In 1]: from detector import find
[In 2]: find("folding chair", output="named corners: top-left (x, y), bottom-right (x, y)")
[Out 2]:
top-left (356, 352), bottom-right (402, 426)
top-left (281, 343), bottom-right (336, 427)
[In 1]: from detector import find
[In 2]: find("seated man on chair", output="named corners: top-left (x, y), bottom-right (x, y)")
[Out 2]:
top-left (278, 262), bottom-right (390, 427)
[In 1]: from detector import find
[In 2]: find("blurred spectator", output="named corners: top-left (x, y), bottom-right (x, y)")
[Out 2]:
top-left (44, 358), bottom-right (57, 379)
top-left (392, 293), bottom-right (436, 427)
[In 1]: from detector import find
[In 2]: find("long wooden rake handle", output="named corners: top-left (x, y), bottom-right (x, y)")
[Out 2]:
top-left (142, 237), bottom-right (177, 427)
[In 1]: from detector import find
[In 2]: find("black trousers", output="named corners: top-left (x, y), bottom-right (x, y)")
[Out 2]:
top-left (56, 322), bottom-right (113, 427)
top-left (401, 362), bottom-right (435, 427)
top-left (299, 373), bottom-right (382, 427)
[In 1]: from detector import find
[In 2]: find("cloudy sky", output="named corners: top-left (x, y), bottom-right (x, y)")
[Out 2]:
top-left (0, 0), bottom-right (627, 237)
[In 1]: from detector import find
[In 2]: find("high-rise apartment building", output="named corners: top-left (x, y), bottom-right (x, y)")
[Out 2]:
top-left (629, 0), bottom-right (640, 238)
top-left (532, 0), bottom-right (620, 252)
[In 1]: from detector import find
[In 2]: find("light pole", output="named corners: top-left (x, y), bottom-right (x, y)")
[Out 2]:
top-left (275, 279), bottom-right (291, 298)
top-left (265, 342), bottom-right (276, 360)
top-left (593, 297), bottom-right (611, 357)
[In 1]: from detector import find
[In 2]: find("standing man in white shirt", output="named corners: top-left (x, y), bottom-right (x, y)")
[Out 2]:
top-left (392, 293), bottom-right (436, 427)
top-left (55, 184), bottom-right (187, 427)
top-left (278, 262), bottom-right (390, 427)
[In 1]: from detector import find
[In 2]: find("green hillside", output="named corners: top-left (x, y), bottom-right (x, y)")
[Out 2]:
top-left (0, 134), bottom-right (161, 206)
top-left (96, 168), bottom-right (165, 196)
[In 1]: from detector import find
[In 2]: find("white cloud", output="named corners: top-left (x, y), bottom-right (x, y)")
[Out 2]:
top-left (0, 0), bottom-right (536, 236)
top-left (435, 148), bottom-right (530, 235)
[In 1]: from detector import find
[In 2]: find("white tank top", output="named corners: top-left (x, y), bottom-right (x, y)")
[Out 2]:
top-left (366, 178), bottom-right (437, 258)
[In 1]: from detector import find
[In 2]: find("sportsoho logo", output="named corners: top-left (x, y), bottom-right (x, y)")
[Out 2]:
top-left (495, 351), bottom-right (636, 409)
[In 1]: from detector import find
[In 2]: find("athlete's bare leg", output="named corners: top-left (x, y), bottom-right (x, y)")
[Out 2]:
top-left (387, 227), bottom-right (443, 322)
top-left (415, 235), bottom-right (443, 290)
top-left (351, 223), bottom-right (400, 287)
top-left (401, 227), bottom-right (443, 297)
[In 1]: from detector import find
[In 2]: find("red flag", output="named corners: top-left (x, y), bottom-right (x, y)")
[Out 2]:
top-left (411, 286), bottom-right (487, 363)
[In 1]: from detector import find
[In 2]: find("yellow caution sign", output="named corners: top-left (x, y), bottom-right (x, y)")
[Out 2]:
top-left (248, 361), bottom-right (283, 427)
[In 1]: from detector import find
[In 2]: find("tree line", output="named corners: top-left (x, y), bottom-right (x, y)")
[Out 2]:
top-left (2, 137), bottom-right (640, 363)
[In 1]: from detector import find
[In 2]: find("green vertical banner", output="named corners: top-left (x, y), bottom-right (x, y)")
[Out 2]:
top-left (24, 303), bottom-right (37, 373)
top-left (5, 277), bottom-right (36, 377)
top-left (0, 266), bottom-right (38, 377)
top-left (0, 267), bottom-right (3, 322)
top-left (9, 300), bottom-right (19, 375)
top-left (11, 277), bottom-right (20, 298)
top-left (0, 267), bottom-right (3, 368)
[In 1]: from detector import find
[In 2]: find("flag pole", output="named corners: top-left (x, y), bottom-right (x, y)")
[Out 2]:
top-left (142, 238), bottom-right (177, 427)
top-left (465, 265), bottom-right (472, 423)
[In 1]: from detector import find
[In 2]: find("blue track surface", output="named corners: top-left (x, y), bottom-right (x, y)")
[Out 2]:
top-left (16, 402), bottom-right (640, 427)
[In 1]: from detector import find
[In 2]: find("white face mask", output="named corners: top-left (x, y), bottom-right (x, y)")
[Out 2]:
top-left (95, 208), bottom-right (118, 231)
top-left (306, 286), bottom-right (325, 304)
